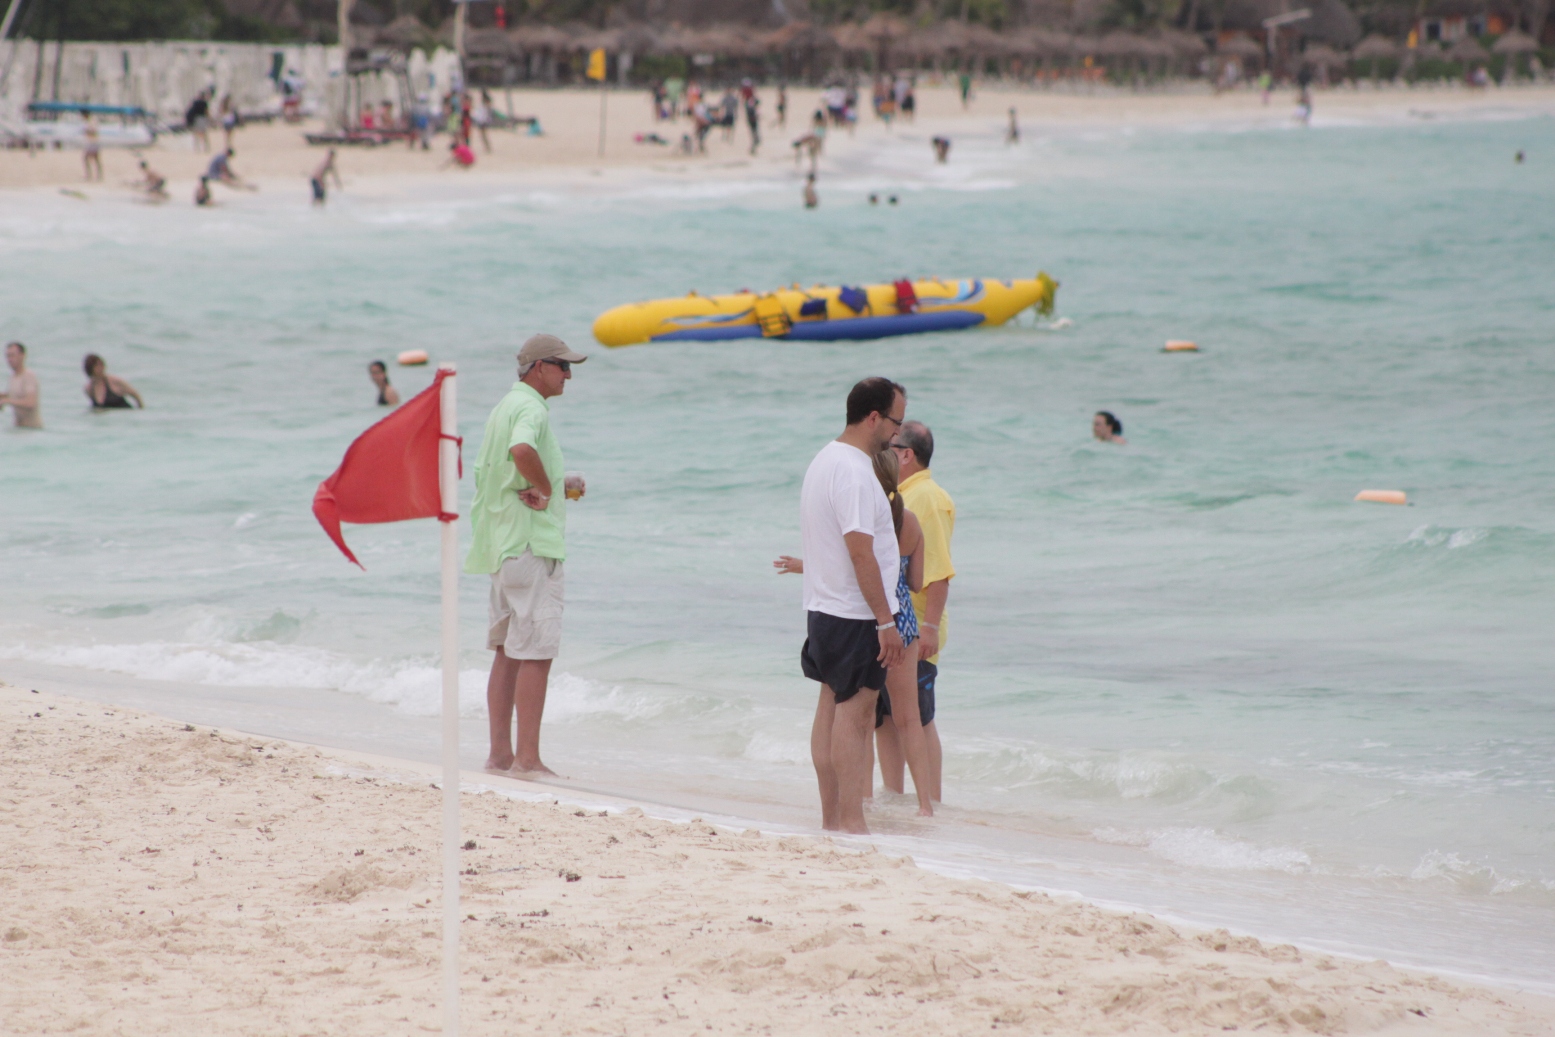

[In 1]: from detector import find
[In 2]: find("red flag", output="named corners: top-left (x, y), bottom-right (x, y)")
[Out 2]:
top-left (313, 368), bottom-right (459, 569)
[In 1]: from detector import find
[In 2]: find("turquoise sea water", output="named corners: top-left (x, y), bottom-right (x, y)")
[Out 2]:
top-left (2, 109), bottom-right (1552, 989)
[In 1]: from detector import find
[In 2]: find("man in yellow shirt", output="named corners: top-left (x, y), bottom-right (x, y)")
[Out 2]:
top-left (877, 420), bottom-right (953, 801)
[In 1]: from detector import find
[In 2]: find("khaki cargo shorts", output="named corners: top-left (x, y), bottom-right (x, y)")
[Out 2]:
top-left (487, 549), bottom-right (565, 659)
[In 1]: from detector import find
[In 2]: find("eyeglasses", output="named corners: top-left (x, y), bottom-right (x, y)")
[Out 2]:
top-left (540, 358), bottom-right (571, 373)
top-left (881, 413), bottom-right (903, 428)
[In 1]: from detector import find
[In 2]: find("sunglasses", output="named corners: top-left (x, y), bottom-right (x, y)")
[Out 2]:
top-left (539, 358), bottom-right (571, 373)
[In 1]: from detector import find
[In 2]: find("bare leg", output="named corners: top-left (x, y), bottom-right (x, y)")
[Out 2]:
top-left (484, 648), bottom-right (521, 771)
top-left (511, 658), bottom-right (554, 775)
top-left (924, 720), bottom-right (943, 803)
top-left (875, 715), bottom-right (905, 793)
top-left (831, 688), bottom-right (878, 834)
top-left (863, 723), bottom-right (875, 799)
top-left (884, 664), bottom-right (933, 816)
top-left (811, 685), bottom-right (840, 829)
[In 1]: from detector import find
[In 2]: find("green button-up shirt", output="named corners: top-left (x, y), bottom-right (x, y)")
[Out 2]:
top-left (464, 381), bottom-right (567, 573)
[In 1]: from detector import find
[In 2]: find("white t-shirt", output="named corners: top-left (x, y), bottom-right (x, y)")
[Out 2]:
top-left (800, 440), bottom-right (899, 620)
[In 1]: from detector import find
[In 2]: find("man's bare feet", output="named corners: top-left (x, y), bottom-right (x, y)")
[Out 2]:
top-left (917, 804), bottom-right (934, 817)
top-left (507, 758), bottom-right (557, 777)
top-left (484, 754), bottom-right (514, 773)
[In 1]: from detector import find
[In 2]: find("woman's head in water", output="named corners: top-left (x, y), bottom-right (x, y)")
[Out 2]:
top-left (83, 353), bottom-right (105, 378)
top-left (368, 360), bottom-right (390, 386)
top-left (1093, 411), bottom-right (1124, 442)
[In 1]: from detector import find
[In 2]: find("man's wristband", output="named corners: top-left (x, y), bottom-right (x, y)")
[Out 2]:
top-left (875, 621), bottom-right (895, 632)
top-left (921, 622), bottom-right (939, 630)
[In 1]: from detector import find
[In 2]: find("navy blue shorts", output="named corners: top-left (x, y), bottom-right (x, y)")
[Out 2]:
top-left (800, 611), bottom-right (885, 704)
top-left (875, 660), bottom-right (937, 728)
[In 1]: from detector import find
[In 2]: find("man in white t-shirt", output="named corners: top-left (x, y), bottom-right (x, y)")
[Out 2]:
top-left (799, 376), bottom-right (907, 834)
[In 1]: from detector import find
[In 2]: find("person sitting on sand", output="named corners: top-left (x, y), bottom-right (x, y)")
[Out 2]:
top-left (311, 149), bottom-right (341, 206)
top-left (82, 353), bottom-right (142, 410)
top-left (1093, 410), bottom-right (1126, 445)
top-left (205, 149), bottom-right (252, 190)
top-left (443, 140), bottom-right (476, 168)
top-left (368, 360), bottom-right (400, 407)
top-left (932, 136), bottom-right (951, 164)
top-left (137, 160), bottom-right (168, 200)
top-left (1, 341), bottom-right (42, 429)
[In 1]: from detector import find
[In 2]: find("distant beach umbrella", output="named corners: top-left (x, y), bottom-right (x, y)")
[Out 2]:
top-left (463, 28), bottom-right (514, 58)
top-left (1216, 35), bottom-right (1265, 59)
top-left (1491, 30), bottom-right (1538, 53)
top-left (377, 14), bottom-right (434, 50)
top-left (1447, 35), bottom-right (1489, 62)
top-left (1301, 43), bottom-right (1348, 70)
top-left (1351, 34), bottom-right (1400, 59)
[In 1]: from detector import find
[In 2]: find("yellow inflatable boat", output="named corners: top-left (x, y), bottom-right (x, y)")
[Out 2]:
top-left (592, 273), bottom-right (1058, 347)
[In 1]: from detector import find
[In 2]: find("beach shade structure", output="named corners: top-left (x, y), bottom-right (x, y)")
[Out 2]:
top-left (311, 365), bottom-right (464, 1035)
top-left (1447, 35), bottom-right (1489, 63)
top-left (377, 13), bottom-right (435, 50)
top-left (1302, 43), bottom-right (1348, 74)
top-left (464, 27), bottom-right (515, 58)
top-left (1352, 33), bottom-right (1399, 79)
top-left (1492, 29), bottom-right (1538, 53)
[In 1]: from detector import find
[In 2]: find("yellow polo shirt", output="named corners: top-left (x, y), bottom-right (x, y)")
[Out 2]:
top-left (899, 469), bottom-right (955, 663)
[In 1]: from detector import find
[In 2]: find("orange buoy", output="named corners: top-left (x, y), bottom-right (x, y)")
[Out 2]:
top-left (1354, 489), bottom-right (1407, 506)
top-left (1164, 340), bottom-right (1198, 352)
top-left (397, 349), bottom-right (429, 366)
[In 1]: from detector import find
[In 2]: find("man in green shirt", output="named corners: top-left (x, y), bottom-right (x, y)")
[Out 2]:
top-left (465, 333), bottom-right (587, 775)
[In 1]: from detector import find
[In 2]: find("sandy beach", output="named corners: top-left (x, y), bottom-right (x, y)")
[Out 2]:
top-left (3, 680), bottom-right (1552, 1035)
top-left (3, 82), bottom-right (1553, 195)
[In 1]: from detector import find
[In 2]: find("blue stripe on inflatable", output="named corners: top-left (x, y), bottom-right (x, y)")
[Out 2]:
top-left (786, 311), bottom-right (984, 340)
top-left (650, 310), bottom-right (984, 343)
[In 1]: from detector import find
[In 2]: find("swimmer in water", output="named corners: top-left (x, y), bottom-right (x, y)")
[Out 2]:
top-left (83, 353), bottom-right (143, 410)
top-left (1092, 410), bottom-right (1126, 445)
top-left (368, 360), bottom-right (400, 406)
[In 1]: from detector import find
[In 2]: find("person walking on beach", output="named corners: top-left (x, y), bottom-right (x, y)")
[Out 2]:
top-left (82, 354), bottom-right (142, 410)
top-left (185, 90), bottom-right (211, 152)
top-left (803, 172), bottom-right (818, 209)
top-left (743, 85), bottom-right (761, 155)
top-left (1005, 107), bottom-right (1020, 146)
top-left (465, 333), bottom-right (589, 776)
top-left (877, 421), bottom-right (953, 802)
top-left (81, 111), bottom-right (102, 181)
top-left (1, 342), bottom-right (41, 429)
top-left (311, 149), bottom-right (341, 206)
top-left (798, 377), bottom-right (907, 834)
top-left (367, 360), bottom-right (399, 406)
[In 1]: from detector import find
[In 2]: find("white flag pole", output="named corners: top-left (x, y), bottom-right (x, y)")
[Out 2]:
top-left (437, 362), bottom-right (461, 1037)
